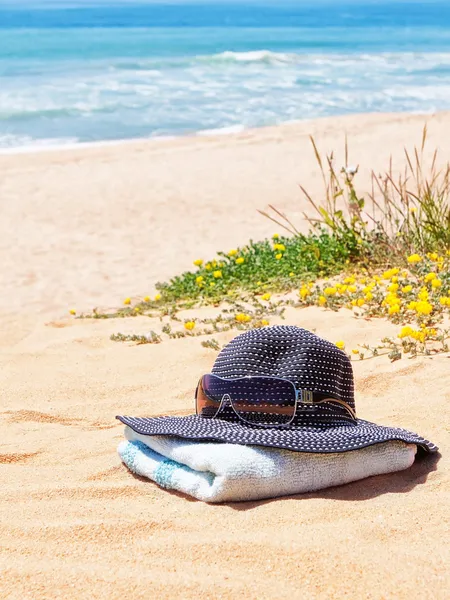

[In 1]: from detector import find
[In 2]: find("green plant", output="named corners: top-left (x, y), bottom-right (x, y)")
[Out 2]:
top-left (154, 231), bottom-right (359, 303)
top-left (110, 331), bottom-right (162, 344)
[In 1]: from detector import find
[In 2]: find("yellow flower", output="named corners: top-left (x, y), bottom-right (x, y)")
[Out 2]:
top-left (289, 272), bottom-right (295, 277)
top-left (299, 286), bottom-right (310, 300)
top-left (228, 249), bottom-right (238, 256)
top-left (261, 293), bottom-right (271, 301)
top-left (401, 285), bottom-right (412, 293)
top-left (383, 293), bottom-right (400, 306)
top-left (154, 294), bottom-right (161, 301)
top-left (318, 295), bottom-right (327, 306)
top-left (335, 340), bottom-right (345, 350)
top-left (407, 254), bottom-right (422, 264)
top-left (388, 304), bottom-right (400, 315)
top-left (193, 259), bottom-right (203, 267)
top-left (388, 283), bottom-right (399, 293)
top-left (415, 300), bottom-right (433, 315)
top-left (196, 275), bottom-right (204, 284)
top-left (235, 313), bottom-right (251, 323)
top-left (351, 349), bottom-right (359, 355)
top-left (424, 272), bottom-right (437, 283)
top-left (344, 276), bottom-right (356, 284)
top-left (184, 321), bottom-right (195, 331)
top-left (411, 330), bottom-right (426, 343)
top-left (373, 275), bottom-right (381, 282)
top-left (134, 306), bottom-right (141, 313)
top-left (209, 282), bottom-right (215, 287)
top-left (123, 297), bottom-right (131, 305)
top-left (213, 270), bottom-right (222, 279)
top-left (273, 243), bottom-right (286, 252)
top-left (439, 296), bottom-right (450, 306)
top-left (398, 325), bottom-right (414, 339)
top-left (347, 285), bottom-right (357, 293)
top-left (427, 252), bottom-right (439, 261)
top-left (261, 319), bottom-right (269, 326)
top-left (324, 287), bottom-right (337, 296)
top-left (382, 268), bottom-right (399, 280)
top-left (418, 287), bottom-right (429, 301)
top-left (363, 284), bottom-right (375, 293)
top-left (69, 309), bottom-right (76, 315)
top-left (143, 296), bottom-right (150, 302)
top-left (391, 276), bottom-right (398, 284)
top-left (431, 278), bottom-right (442, 289)
top-left (235, 257), bottom-right (245, 265)
top-left (364, 292), bottom-right (373, 301)
top-left (356, 298), bottom-right (365, 307)
top-left (272, 233), bottom-right (280, 239)
top-left (275, 253), bottom-right (282, 260)
top-left (407, 301), bottom-right (417, 311)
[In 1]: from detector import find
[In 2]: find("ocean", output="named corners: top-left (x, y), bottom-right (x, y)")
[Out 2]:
top-left (1, 0), bottom-right (450, 151)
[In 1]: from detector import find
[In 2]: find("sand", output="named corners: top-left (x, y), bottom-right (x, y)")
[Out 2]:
top-left (0, 112), bottom-right (449, 599)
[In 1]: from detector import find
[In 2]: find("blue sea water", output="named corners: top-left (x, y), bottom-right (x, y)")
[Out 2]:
top-left (1, 0), bottom-right (450, 150)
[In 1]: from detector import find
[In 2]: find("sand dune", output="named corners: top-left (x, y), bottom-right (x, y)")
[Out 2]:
top-left (1, 112), bottom-right (449, 599)
top-left (2, 111), bottom-right (450, 317)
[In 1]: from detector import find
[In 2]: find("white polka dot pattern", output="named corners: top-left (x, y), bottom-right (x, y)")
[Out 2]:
top-left (116, 325), bottom-right (438, 454)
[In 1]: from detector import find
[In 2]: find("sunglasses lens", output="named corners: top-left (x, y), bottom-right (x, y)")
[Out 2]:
top-left (195, 376), bottom-right (222, 418)
top-left (199, 375), bottom-right (297, 425)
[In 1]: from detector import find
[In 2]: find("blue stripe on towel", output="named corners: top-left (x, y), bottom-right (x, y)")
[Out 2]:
top-left (153, 458), bottom-right (182, 489)
top-left (120, 440), bottom-right (149, 471)
top-left (121, 439), bottom-right (216, 491)
top-left (122, 440), bottom-right (191, 489)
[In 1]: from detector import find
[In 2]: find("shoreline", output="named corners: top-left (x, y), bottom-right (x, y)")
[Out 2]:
top-left (0, 109), bottom-right (438, 159)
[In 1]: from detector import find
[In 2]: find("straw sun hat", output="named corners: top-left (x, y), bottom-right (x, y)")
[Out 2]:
top-left (117, 325), bottom-right (437, 454)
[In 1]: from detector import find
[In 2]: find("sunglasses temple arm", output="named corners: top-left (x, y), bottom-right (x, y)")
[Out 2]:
top-left (313, 398), bottom-right (357, 420)
top-left (297, 389), bottom-right (356, 420)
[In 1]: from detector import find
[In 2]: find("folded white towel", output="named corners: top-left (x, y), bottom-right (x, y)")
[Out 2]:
top-left (118, 426), bottom-right (417, 503)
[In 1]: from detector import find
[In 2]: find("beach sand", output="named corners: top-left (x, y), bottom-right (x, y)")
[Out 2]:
top-left (1, 112), bottom-right (449, 599)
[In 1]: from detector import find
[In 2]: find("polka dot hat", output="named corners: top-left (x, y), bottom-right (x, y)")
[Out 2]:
top-left (117, 325), bottom-right (437, 454)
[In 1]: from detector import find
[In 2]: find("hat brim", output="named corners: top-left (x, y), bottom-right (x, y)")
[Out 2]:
top-left (116, 415), bottom-right (437, 454)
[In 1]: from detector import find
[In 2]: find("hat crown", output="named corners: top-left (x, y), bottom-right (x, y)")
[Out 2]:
top-left (212, 325), bottom-right (355, 419)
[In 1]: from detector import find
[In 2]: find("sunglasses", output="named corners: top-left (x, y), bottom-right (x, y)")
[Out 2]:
top-left (195, 374), bottom-right (356, 428)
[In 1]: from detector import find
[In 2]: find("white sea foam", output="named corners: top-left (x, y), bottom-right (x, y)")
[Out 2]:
top-left (0, 134), bottom-right (80, 153)
top-left (197, 124), bottom-right (246, 136)
top-left (3, 50), bottom-right (450, 151)
top-left (0, 133), bottom-right (180, 155)
top-left (213, 50), bottom-right (297, 64)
